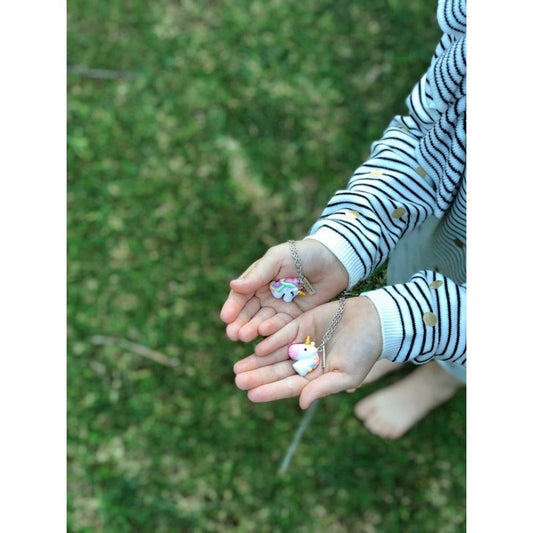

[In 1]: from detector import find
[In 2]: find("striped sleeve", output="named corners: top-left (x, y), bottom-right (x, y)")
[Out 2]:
top-left (306, 117), bottom-right (437, 288)
top-left (362, 270), bottom-right (466, 366)
top-left (306, 0), bottom-right (466, 289)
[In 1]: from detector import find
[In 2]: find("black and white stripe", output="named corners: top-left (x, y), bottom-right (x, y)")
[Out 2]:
top-left (307, 0), bottom-right (467, 366)
top-left (369, 271), bottom-right (466, 365)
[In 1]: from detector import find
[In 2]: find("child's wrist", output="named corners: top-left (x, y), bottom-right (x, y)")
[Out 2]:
top-left (303, 234), bottom-right (353, 289)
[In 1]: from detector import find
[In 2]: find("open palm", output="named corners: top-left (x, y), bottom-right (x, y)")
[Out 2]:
top-left (220, 239), bottom-right (349, 343)
top-left (233, 296), bottom-right (382, 409)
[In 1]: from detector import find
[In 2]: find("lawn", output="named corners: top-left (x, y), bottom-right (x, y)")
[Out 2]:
top-left (67, 1), bottom-right (466, 531)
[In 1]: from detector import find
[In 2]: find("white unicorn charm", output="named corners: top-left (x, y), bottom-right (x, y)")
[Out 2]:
top-left (288, 336), bottom-right (320, 377)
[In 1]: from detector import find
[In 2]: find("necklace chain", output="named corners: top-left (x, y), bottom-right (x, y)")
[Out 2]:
top-left (288, 240), bottom-right (305, 286)
top-left (288, 239), bottom-right (348, 369)
top-left (318, 289), bottom-right (348, 368)
top-left (319, 291), bottom-right (347, 348)
top-left (288, 240), bottom-right (316, 295)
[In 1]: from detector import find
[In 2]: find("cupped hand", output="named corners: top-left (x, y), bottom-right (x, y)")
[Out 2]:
top-left (233, 296), bottom-right (383, 409)
top-left (220, 239), bottom-right (349, 343)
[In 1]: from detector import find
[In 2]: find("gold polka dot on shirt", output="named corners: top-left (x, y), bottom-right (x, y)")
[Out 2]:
top-left (369, 169), bottom-right (384, 177)
top-left (392, 207), bottom-right (405, 219)
top-left (429, 280), bottom-right (443, 290)
top-left (423, 312), bottom-right (437, 327)
top-left (415, 166), bottom-right (427, 178)
top-left (342, 209), bottom-right (360, 219)
top-left (454, 238), bottom-right (464, 248)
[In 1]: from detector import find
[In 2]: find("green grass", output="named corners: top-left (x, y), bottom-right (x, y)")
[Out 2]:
top-left (68, 1), bottom-right (465, 531)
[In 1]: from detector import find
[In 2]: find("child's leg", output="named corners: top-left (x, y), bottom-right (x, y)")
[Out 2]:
top-left (353, 214), bottom-right (465, 438)
top-left (354, 361), bottom-right (464, 439)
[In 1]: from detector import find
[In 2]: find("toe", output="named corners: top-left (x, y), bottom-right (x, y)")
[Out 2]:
top-left (354, 396), bottom-right (374, 419)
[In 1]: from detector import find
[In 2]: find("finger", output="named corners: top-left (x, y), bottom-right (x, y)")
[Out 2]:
top-left (234, 345), bottom-right (290, 378)
top-left (229, 254), bottom-right (281, 295)
top-left (220, 289), bottom-right (255, 325)
top-left (247, 374), bottom-right (308, 403)
top-left (220, 257), bottom-right (275, 325)
top-left (255, 300), bottom-right (343, 356)
top-left (225, 297), bottom-right (261, 341)
top-left (235, 359), bottom-right (295, 391)
top-left (299, 371), bottom-right (356, 409)
top-left (238, 259), bottom-right (261, 279)
top-left (254, 319), bottom-right (302, 357)
top-left (237, 306), bottom-right (277, 343)
top-left (257, 312), bottom-right (295, 338)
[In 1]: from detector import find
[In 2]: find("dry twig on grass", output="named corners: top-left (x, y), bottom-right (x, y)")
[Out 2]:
top-left (68, 65), bottom-right (142, 80)
top-left (90, 335), bottom-right (178, 367)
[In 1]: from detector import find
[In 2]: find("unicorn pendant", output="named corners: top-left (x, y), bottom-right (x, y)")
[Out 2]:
top-left (288, 336), bottom-right (320, 377)
top-left (269, 278), bottom-right (306, 303)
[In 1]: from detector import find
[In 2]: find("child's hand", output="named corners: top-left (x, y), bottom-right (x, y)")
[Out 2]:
top-left (233, 296), bottom-right (382, 409)
top-left (220, 239), bottom-right (349, 343)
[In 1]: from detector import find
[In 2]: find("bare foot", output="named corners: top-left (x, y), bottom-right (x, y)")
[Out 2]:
top-left (354, 361), bottom-right (464, 439)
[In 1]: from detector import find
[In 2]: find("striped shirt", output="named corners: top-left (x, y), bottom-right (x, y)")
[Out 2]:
top-left (307, 0), bottom-right (466, 367)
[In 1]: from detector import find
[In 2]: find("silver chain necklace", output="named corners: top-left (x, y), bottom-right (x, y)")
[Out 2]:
top-left (317, 289), bottom-right (348, 368)
top-left (288, 240), bottom-right (316, 296)
top-left (288, 240), bottom-right (348, 369)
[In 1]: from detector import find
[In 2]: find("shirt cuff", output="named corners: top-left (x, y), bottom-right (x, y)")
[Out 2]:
top-left (305, 226), bottom-right (366, 289)
top-left (360, 287), bottom-right (404, 361)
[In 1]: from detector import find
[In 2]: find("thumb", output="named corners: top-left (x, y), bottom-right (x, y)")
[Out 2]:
top-left (230, 250), bottom-right (284, 294)
top-left (299, 371), bottom-right (355, 409)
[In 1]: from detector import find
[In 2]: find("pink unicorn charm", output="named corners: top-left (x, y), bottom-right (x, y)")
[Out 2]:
top-left (288, 336), bottom-right (320, 377)
top-left (269, 278), bottom-right (306, 303)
